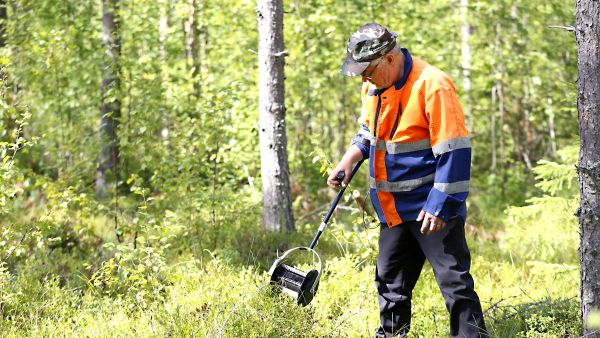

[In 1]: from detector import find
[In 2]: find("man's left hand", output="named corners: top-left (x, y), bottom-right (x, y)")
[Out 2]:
top-left (417, 210), bottom-right (446, 235)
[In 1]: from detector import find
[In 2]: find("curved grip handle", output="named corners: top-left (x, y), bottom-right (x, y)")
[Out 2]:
top-left (268, 246), bottom-right (323, 281)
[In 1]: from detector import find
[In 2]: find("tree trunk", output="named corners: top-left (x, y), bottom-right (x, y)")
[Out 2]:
top-left (491, 86), bottom-right (497, 171)
top-left (0, 0), bottom-right (6, 48)
top-left (158, 0), bottom-right (168, 63)
top-left (183, 0), bottom-right (194, 72)
top-left (460, 0), bottom-right (472, 130)
top-left (496, 79), bottom-right (505, 166)
top-left (192, 0), bottom-right (205, 98)
top-left (256, 0), bottom-right (295, 232)
top-left (158, 0), bottom-right (169, 140)
top-left (576, 0), bottom-right (600, 334)
top-left (96, 0), bottom-right (121, 198)
top-left (183, 0), bottom-right (204, 98)
top-left (492, 19), bottom-right (505, 172)
top-left (547, 98), bottom-right (557, 155)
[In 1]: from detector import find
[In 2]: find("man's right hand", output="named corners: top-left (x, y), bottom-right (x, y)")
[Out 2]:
top-left (327, 161), bottom-right (353, 188)
top-left (327, 145), bottom-right (365, 188)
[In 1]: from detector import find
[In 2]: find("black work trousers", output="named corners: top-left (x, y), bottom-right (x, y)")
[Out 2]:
top-left (375, 217), bottom-right (488, 337)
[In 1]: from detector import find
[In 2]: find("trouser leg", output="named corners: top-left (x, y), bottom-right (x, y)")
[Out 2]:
top-left (410, 218), bottom-right (488, 337)
top-left (375, 224), bottom-right (426, 336)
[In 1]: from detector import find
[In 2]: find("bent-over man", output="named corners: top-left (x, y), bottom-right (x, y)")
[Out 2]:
top-left (327, 23), bottom-right (488, 338)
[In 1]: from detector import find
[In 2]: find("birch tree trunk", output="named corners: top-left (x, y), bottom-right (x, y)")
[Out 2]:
top-left (575, 0), bottom-right (600, 334)
top-left (158, 0), bottom-right (169, 140)
top-left (96, 0), bottom-right (121, 197)
top-left (460, 0), bottom-right (472, 130)
top-left (496, 79), bottom-right (505, 165)
top-left (158, 0), bottom-right (168, 64)
top-left (494, 20), bottom-right (506, 168)
top-left (547, 98), bottom-right (557, 155)
top-left (257, 0), bottom-right (295, 232)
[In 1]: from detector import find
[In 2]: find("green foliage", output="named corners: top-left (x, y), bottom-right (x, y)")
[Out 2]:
top-left (0, 0), bottom-right (582, 336)
top-left (502, 144), bottom-right (578, 264)
top-left (0, 73), bottom-right (35, 216)
top-left (532, 146), bottom-right (578, 197)
top-left (0, 239), bottom-right (582, 337)
top-left (488, 298), bottom-right (580, 337)
top-left (469, 162), bottom-right (536, 227)
top-left (89, 243), bottom-right (168, 308)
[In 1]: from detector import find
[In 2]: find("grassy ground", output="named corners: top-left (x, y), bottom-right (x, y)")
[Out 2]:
top-left (0, 217), bottom-right (581, 337)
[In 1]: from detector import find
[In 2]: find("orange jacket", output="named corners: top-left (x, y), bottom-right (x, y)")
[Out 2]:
top-left (352, 49), bottom-right (471, 227)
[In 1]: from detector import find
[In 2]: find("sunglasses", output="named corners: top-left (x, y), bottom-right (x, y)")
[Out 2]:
top-left (362, 57), bottom-right (383, 79)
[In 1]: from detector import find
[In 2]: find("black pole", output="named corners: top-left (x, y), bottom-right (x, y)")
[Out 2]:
top-left (309, 159), bottom-right (365, 249)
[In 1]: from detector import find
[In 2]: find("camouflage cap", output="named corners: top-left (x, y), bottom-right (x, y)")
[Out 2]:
top-left (341, 23), bottom-right (398, 77)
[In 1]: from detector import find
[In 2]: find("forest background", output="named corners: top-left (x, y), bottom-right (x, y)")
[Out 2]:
top-left (0, 0), bottom-right (589, 337)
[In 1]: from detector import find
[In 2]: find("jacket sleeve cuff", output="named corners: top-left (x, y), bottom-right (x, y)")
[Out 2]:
top-left (422, 188), bottom-right (466, 222)
top-left (351, 125), bottom-right (371, 159)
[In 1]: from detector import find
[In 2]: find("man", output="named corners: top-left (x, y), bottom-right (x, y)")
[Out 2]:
top-left (327, 23), bottom-right (488, 337)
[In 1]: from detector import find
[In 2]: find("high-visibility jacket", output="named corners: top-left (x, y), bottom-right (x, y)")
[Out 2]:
top-left (352, 49), bottom-right (471, 227)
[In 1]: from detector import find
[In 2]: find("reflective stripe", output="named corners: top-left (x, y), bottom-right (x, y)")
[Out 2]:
top-left (372, 138), bottom-right (386, 151)
top-left (352, 128), bottom-right (372, 146)
top-left (367, 137), bottom-right (432, 154)
top-left (352, 134), bottom-right (371, 146)
top-left (370, 173), bottom-right (435, 192)
top-left (433, 180), bottom-right (470, 194)
top-left (387, 138), bottom-right (431, 154)
top-left (432, 137), bottom-right (471, 157)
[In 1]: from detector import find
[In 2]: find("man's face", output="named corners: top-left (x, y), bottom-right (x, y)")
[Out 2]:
top-left (361, 57), bottom-right (382, 82)
top-left (361, 54), bottom-right (400, 89)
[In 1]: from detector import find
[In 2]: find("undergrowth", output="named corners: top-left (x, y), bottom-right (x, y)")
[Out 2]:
top-left (0, 137), bottom-right (582, 336)
top-left (0, 219), bottom-right (581, 337)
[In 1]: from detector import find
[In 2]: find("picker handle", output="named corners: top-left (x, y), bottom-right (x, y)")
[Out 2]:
top-left (309, 159), bottom-right (365, 249)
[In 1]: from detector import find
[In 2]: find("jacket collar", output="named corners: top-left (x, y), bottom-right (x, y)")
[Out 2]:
top-left (394, 48), bottom-right (413, 90)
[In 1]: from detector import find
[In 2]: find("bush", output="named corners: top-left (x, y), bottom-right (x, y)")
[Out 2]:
top-left (89, 243), bottom-right (169, 309)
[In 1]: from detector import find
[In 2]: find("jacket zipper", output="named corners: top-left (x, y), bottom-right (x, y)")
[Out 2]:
top-left (389, 101), bottom-right (402, 139)
top-left (373, 93), bottom-right (383, 138)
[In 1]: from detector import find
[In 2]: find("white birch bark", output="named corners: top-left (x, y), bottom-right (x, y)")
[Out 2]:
top-left (257, 0), bottom-right (294, 232)
top-left (460, 0), bottom-right (472, 130)
top-left (97, 0), bottom-right (121, 198)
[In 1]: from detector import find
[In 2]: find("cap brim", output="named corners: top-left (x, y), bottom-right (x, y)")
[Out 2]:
top-left (341, 53), bottom-right (370, 77)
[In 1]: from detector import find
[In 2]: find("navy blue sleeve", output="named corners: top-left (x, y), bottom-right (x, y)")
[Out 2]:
top-left (351, 124), bottom-right (371, 159)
